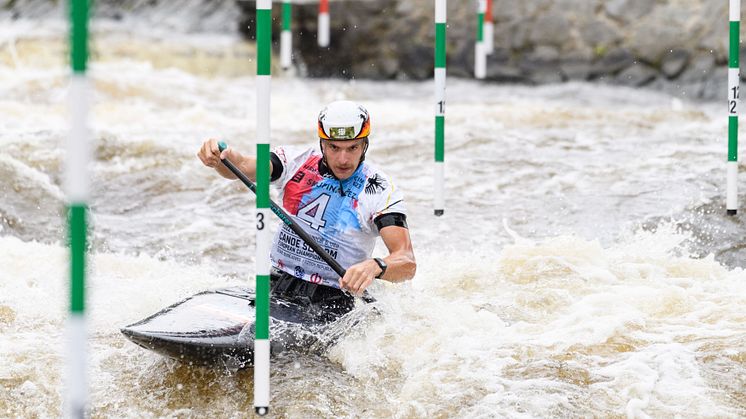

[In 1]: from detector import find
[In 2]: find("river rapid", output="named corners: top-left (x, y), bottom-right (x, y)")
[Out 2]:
top-left (1, 17), bottom-right (746, 418)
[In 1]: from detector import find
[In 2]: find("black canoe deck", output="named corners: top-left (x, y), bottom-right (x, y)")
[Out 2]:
top-left (120, 286), bottom-right (334, 368)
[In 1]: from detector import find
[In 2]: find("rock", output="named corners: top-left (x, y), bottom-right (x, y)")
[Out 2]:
top-left (529, 15), bottom-right (572, 47)
top-left (615, 62), bottom-right (658, 86)
top-left (627, 4), bottom-right (698, 64)
top-left (699, 70), bottom-right (728, 100)
top-left (578, 19), bottom-right (622, 48)
top-left (697, 1), bottom-right (729, 55)
top-left (661, 49), bottom-right (690, 79)
top-left (492, 20), bottom-right (531, 51)
top-left (486, 64), bottom-right (530, 83)
top-left (521, 47), bottom-right (564, 84)
top-left (679, 52), bottom-right (716, 82)
top-left (530, 68), bottom-right (565, 84)
top-left (590, 48), bottom-right (635, 77)
top-left (553, 0), bottom-right (601, 20)
top-left (397, 44), bottom-right (433, 79)
top-left (485, 48), bottom-right (531, 82)
top-left (493, 1), bottom-right (524, 22)
top-left (523, 0), bottom-right (554, 17)
top-left (377, 56), bottom-right (400, 79)
top-left (448, 44), bottom-right (475, 79)
top-left (532, 45), bottom-right (560, 62)
top-left (605, 0), bottom-right (656, 23)
top-left (560, 58), bottom-right (593, 81)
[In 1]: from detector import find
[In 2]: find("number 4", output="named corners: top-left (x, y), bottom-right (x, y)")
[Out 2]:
top-left (297, 194), bottom-right (330, 230)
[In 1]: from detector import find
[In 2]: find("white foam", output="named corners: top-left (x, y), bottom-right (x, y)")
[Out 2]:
top-left (330, 230), bottom-right (745, 416)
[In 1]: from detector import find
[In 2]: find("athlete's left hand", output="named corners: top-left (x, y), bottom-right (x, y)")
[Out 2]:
top-left (339, 259), bottom-right (380, 296)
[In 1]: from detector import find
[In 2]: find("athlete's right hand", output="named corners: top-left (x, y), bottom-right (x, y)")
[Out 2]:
top-left (197, 138), bottom-right (224, 168)
top-left (198, 138), bottom-right (252, 180)
top-left (198, 138), bottom-right (244, 168)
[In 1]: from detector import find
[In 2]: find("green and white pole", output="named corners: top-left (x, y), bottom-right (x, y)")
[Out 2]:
top-left (65, 0), bottom-right (90, 417)
top-left (474, 0), bottom-right (486, 79)
top-left (728, 0), bottom-right (740, 215)
top-left (255, 0), bottom-right (272, 415)
top-left (318, 0), bottom-right (329, 47)
top-left (434, 0), bottom-right (446, 216)
top-left (280, 1), bottom-right (292, 70)
top-left (484, 0), bottom-right (493, 55)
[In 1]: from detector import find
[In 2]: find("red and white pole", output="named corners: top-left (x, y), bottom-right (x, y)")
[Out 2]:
top-left (484, 0), bottom-right (494, 55)
top-left (318, 0), bottom-right (330, 47)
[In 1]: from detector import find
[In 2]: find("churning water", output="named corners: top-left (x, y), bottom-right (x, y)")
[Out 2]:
top-left (1, 17), bottom-right (745, 418)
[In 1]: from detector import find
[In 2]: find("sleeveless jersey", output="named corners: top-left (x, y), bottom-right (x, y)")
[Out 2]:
top-left (269, 146), bottom-right (406, 289)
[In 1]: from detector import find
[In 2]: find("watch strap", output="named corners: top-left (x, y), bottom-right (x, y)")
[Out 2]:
top-left (374, 257), bottom-right (387, 279)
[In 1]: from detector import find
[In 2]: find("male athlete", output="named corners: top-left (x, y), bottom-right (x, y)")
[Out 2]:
top-left (198, 100), bottom-right (415, 315)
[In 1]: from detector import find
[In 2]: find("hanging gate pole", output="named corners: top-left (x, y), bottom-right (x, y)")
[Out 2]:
top-left (474, 0), bottom-right (486, 79)
top-left (318, 0), bottom-right (330, 47)
top-left (434, 0), bottom-right (447, 216)
top-left (65, 0), bottom-right (91, 417)
top-left (281, 1), bottom-right (292, 70)
top-left (254, 0), bottom-right (272, 415)
top-left (727, 0), bottom-right (740, 215)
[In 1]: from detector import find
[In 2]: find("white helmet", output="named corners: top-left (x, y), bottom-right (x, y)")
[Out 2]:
top-left (317, 100), bottom-right (371, 141)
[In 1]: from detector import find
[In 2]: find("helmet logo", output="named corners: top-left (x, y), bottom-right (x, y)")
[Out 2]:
top-left (330, 126), bottom-right (355, 139)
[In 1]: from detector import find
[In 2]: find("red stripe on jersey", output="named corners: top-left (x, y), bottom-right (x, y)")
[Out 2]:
top-left (283, 155), bottom-right (323, 214)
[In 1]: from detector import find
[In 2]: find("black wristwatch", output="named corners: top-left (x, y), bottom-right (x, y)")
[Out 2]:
top-left (373, 257), bottom-right (387, 279)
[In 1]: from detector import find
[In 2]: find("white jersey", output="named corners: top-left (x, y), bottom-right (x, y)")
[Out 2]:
top-left (269, 146), bottom-right (406, 288)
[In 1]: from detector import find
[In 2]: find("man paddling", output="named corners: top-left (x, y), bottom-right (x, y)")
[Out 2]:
top-left (197, 100), bottom-right (416, 316)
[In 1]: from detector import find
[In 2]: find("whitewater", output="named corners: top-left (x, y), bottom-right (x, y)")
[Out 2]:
top-left (1, 17), bottom-right (745, 417)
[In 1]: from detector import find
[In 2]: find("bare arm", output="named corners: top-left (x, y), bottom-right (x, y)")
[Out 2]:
top-left (376, 225), bottom-right (416, 282)
top-left (339, 225), bottom-right (416, 295)
top-left (197, 138), bottom-right (272, 181)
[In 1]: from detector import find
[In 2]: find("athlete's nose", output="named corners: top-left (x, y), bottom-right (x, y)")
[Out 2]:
top-left (339, 150), bottom-right (353, 166)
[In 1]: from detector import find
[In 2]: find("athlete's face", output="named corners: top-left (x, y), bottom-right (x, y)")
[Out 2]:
top-left (321, 138), bottom-right (365, 180)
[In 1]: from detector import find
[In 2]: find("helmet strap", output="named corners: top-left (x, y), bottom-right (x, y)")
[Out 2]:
top-left (360, 138), bottom-right (369, 164)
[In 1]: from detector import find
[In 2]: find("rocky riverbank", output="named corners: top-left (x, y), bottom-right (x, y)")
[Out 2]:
top-left (1, 0), bottom-right (737, 99)
top-left (237, 0), bottom-right (734, 100)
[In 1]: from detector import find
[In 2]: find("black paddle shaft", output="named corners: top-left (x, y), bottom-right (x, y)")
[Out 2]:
top-left (217, 142), bottom-right (347, 278)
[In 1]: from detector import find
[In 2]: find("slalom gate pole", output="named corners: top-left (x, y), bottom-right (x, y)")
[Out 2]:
top-left (484, 0), bottom-right (493, 55)
top-left (255, 0), bottom-right (272, 415)
top-left (728, 0), bottom-right (740, 215)
top-left (474, 0), bottom-right (486, 79)
top-left (281, 1), bottom-right (292, 70)
top-left (65, 0), bottom-right (90, 417)
top-left (434, 0), bottom-right (446, 216)
top-left (318, 0), bottom-right (330, 47)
